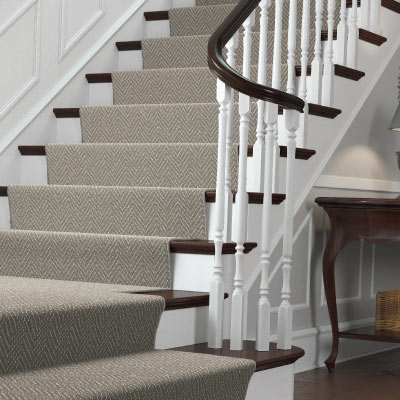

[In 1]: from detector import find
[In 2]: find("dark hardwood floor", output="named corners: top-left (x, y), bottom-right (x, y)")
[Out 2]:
top-left (295, 349), bottom-right (400, 400)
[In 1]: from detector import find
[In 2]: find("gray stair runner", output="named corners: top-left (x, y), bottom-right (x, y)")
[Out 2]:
top-left (0, 349), bottom-right (254, 400)
top-left (46, 143), bottom-right (238, 189)
top-left (0, 276), bottom-right (164, 375)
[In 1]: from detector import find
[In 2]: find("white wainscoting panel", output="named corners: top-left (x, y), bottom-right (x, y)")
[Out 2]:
top-left (0, 0), bottom-right (41, 120)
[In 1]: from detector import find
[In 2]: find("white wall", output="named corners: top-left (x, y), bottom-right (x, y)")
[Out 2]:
top-left (0, 0), bottom-right (170, 185)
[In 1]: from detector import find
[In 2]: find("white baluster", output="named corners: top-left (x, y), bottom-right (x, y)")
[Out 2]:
top-left (255, 103), bottom-right (278, 351)
top-left (370, 0), bottom-right (381, 35)
top-left (299, 0), bottom-right (310, 102)
top-left (322, 0), bottom-right (335, 107)
top-left (208, 79), bottom-right (232, 349)
top-left (298, 0), bottom-right (310, 148)
top-left (230, 12), bottom-right (255, 351)
top-left (252, 0), bottom-right (271, 193)
top-left (335, 0), bottom-right (348, 65)
top-left (286, 0), bottom-right (297, 96)
top-left (360, 0), bottom-right (371, 30)
top-left (224, 33), bottom-right (239, 242)
top-left (310, 0), bottom-right (323, 104)
top-left (277, 109), bottom-right (300, 350)
top-left (271, 0), bottom-right (284, 192)
top-left (347, 0), bottom-right (359, 69)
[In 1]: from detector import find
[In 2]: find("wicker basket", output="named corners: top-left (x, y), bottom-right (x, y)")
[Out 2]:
top-left (376, 289), bottom-right (400, 331)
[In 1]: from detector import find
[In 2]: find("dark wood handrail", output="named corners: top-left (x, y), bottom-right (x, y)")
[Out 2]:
top-left (207, 0), bottom-right (305, 112)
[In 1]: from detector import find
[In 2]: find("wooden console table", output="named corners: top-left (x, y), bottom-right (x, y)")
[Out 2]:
top-left (315, 197), bottom-right (400, 373)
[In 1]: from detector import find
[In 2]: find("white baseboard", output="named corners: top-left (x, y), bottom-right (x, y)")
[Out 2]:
top-left (290, 318), bottom-right (400, 373)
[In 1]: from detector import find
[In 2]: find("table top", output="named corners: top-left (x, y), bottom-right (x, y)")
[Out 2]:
top-left (315, 197), bottom-right (400, 209)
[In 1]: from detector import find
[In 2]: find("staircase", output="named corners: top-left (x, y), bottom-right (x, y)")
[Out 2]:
top-left (0, 0), bottom-right (399, 398)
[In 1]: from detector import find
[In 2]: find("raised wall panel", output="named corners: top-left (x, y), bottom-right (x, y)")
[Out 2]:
top-left (0, 0), bottom-right (40, 119)
top-left (59, 0), bottom-right (105, 61)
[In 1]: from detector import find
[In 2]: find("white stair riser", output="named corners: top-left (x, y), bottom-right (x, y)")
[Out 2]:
top-left (155, 306), bottom-right (209, 348)
top-left (246, 364), bottom-right (295, 400)
top-left (146, 20), bottom-right (170, 39)
top-left (88, 82), bottom-right (114, 106)
top-left (119, 50), bottom-right (144, 71)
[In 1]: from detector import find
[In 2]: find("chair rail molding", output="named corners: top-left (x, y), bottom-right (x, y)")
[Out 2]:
top-left (0, 0), bottom-right (41, 120)
top-left (58, 0), bottom-right (106, 62)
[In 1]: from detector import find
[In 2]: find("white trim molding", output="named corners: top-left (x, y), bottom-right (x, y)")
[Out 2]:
top-left (0, 0), bottom-right (41, 120)
top-left (59, 0), bottom-right (106, 62)
top-left (315, 174), bottom-right (400, 194)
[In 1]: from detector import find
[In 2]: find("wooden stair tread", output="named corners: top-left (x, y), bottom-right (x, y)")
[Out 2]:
top-left (295, 64), bottom-right (365, 81)
top-left (18, 146), bottom-right (46, 156)
top-left (205, 191), bottom-right (285, 205)
top-left (86, 73), bottom-right (112, 83)
top-left (174, 340), bottom-right (305, 372)
top-left (322, 28), bottom-right (387, 46)
top-left (130, 290), bottom-right (228, 311)
top-left (19, 145), bottom-right (316, 160)
top-left (169, 240), bottom-right (257, 255)
top-left (382, 0), bottom-right (400, 13)
top-left (247, 145), bottom-right (316, 160)
top-left (85, 62), bottom-right (364, 84)
top-left (0, 186), bottom-right (7, 197)
top-left (144, 10), bottom-right (169, 21)
top-left (53, 108), bottom-right (80, 118)
top-left (116, 41), bottom-right (142, 51)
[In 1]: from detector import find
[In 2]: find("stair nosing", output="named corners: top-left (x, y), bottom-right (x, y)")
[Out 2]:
top-left (144, 10), bottom-right (169, 21)
top-left (116, 40), bottom-right (142, 51)
top-left (173, 340), bottom-right (305, 372)
top-left (132, 290), bottom-right (229, 311)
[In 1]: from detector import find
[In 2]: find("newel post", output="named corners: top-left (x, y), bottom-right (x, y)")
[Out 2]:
top-left (208, 79), bottom-right (232, 349)
top-left (277, 109), bottom-right (300, 350)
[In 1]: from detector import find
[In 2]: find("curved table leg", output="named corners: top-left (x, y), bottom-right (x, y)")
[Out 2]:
top-left (322, 225), bottom-right (349, 373)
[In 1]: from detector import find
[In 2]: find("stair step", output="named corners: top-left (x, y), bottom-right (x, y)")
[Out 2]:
top-left (116, 40), bottom-right (142, 51)
top-left (204, 191), bottom-right (286, 204)
top-left (307, 103), bottom-right (342, 119)
top-left (247, 145), bottom-right (316, 160)
top-left (136, 289), bottom-right (229, 310)
top-left (169, 240), bottom-right (257, 255)
top-left (53, 107), bottom-right (80, 118)
top-left (0, 229), bottom-right (173, 288)
top-left (8, 185), bottom-right (208, 239)
top-left (144, 10), bottom-right (169, 21)
top-left (174, 340), bottom-right (305, 373)
top-left (0, 276), bottom-right (165, 375)
top-left (294, 64), bottom-right (365, 81)
top-left (382, 0), bottom-right (400, 13)
top-left (18, 144), bottom-right (314, 163)
top-left (0, 349), bottom-right (255, 399)
top-left (87, 62), bottom-right (364, 84)
top-left (1, 186), bottom-right (285, 205)
top-left (323, 28), bottom-right (387, 46)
